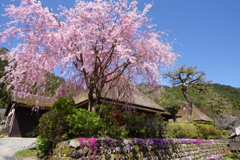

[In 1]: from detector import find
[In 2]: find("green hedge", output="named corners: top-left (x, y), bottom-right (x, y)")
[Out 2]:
top-left (195, 124), bottom-right (221, 139)
top-left (165, 122), bottom-right (222, 139)
top-left (165, 122), bottom-right (198, 138)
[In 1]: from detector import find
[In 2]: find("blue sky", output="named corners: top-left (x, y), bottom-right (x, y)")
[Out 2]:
top-left (0, 0), bottom-right (240, 88)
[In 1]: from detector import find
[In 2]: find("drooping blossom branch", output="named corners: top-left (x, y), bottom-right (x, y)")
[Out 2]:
top-left (0, 0), bottom-right (178, 105)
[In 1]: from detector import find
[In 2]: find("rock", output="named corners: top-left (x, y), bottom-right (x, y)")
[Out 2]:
top-left (76, 148), bottom-right (84, 157)
top-left (69, 140), bottom-right (80, 148)
top-left (66, 157), bottom-right (76, 160)
top-left (67, 148), bottom-right (77, 157)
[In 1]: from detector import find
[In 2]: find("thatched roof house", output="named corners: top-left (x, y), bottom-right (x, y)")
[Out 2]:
top-left (4, 85), bottom-right (172, 137)
top-left (3, 93), bottom-right (55, 137)
top-left (178, 102), bottom-right (214, 123)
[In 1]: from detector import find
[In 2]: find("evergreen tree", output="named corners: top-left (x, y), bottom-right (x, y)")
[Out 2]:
top-left (163, 65), bottom-right (211, 120)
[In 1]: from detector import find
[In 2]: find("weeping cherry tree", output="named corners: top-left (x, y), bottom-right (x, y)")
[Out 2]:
top-left (0, 0), bottom-right (178, 109)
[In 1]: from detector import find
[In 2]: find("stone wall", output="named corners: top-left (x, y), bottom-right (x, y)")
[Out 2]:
top-left (46, 138), bottom-right (228, 160)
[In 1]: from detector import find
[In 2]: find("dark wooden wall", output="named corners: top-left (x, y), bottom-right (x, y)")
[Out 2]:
top-left (10, 106), bottom-right (48, 137)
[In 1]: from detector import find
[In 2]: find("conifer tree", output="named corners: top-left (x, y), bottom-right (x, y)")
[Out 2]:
top-left (164, 65), bottom-right (211, 120)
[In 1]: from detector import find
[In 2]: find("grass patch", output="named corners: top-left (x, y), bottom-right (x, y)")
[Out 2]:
top-left (13, 149), bottom-right (37, 157)
top-left (220, 152), bottom-right (240, 160)
top-left (221, 158), bottom-right (240, 160)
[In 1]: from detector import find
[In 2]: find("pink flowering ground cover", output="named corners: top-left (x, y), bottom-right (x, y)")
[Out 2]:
top-left (206, 153), bottom-right (227, 159)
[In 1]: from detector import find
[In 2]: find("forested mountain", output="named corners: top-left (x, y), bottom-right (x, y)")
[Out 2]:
top-left (211, 83), bottom-right (240, 110)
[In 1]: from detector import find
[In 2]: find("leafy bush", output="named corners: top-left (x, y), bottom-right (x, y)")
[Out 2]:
top-left (39, 97), bottom-right (102, 142)
top-left (0, 133), bottom-right (5, 137)
top-left (221, 130), bottom-right (231, 138)
top-left (38, 97), bottom-right (78, 142)
top-left (26, 126), bottom-right (39, 137)
top-left (164, 101), bottom-right (181, 121)
top-left (165, 122), bottom-right (222, 139)
top-left (224, 151), bottom-right (240, 159)
top-left (122, 112), bottom-right (165, 138)
top-left (165, 122), bottom-right (198, 138)
top-left (96, 105), bottom-right (165, 139)
top-left (39, 109), bottom-right (71, 142)
top-left (66, 108), bottom-right (102, 138)
top-left (195, 124), bottom-right (222, 139)
top-left (51, 97), bottom-right (75, 113)
top-left (99, 117), bottom-right (127, 139)
top-left (96, 105), bottom-right (128, 139)
top-left (34, 136), bottom-right (50, 157)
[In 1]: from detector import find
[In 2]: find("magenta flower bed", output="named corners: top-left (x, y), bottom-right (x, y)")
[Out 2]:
top-left (207, 153), bottom-right (227, 159)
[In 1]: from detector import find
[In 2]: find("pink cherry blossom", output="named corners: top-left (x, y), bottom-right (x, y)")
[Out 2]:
top-left (1, 0), bottom-right (178, 105)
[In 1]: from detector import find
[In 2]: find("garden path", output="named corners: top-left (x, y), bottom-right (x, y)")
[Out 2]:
top-left (0, 138), bottom-right (37, 160)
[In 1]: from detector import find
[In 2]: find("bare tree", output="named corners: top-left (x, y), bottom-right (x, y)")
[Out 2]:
top-left (164, 65), bottom-right (211, 120)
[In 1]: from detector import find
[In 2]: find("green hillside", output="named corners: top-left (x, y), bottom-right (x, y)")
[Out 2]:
top-left (137, 83), bottom-right (240, 123)
top-left (211, 83), bottom-right (240, 111)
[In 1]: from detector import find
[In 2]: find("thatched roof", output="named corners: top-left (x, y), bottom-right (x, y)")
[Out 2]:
top-left (6, 84), bottom-right (168, 115)
top-left (178, 102), bottom-right (214, 123)
top-left (11, 93), bottom-right (56, 108)
top-left (127, 86), bottom-right (165, 112)
top-left (74, 85), bottom-right (165, 113)
top-left (4, 92), bottom-right (56, 116)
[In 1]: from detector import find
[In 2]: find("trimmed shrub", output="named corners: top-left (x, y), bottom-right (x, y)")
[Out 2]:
top-left (165, 122), bottom-right (198, 138)
top-left (195, 124), bottom-right (222, 139)
top-left (66, 108), bottom-right (102, 138)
